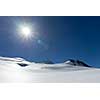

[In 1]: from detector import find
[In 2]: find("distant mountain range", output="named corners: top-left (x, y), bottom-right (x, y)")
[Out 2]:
top-left (0, 56), bottom-right (91, 67)
top-left (35, 59), bottom-right (91, 67)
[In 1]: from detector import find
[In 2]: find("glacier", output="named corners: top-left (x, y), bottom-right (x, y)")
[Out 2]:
top-left (0, 56), bottom-right (99, 82)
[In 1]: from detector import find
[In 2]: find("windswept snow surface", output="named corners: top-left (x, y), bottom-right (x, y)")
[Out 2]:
top-left (0, 56), bottom-right (99, 82)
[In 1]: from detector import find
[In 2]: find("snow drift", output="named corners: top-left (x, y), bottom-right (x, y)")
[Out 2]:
top-left (0, 56), bottom-right (99, 82)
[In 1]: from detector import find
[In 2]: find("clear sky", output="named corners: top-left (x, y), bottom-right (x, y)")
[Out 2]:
top-left (0, 16), bottom-right (99, 67)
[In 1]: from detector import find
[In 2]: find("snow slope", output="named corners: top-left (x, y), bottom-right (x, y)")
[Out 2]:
top-left (0, 56), bottom-right (99, 82)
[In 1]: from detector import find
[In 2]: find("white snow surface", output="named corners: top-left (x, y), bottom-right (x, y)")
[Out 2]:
top-left (0, 56), bottom-right (99, 83)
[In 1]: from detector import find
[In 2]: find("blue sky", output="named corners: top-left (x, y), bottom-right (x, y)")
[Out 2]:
top-left (0, 16), bottom-right (100, 67)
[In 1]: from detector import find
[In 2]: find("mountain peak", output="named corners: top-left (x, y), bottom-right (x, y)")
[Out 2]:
top-left (65, 59), bottom-right (91, 67)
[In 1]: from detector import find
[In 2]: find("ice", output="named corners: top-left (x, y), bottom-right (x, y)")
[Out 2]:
top-left (0, 56), bottom-right (99, 82)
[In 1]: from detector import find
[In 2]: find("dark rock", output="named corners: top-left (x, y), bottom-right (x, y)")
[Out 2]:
top-left (17, 63), bottom-right (28, 67)
top-left (76, 60), bottom-right (91, 67)
top-left (65, 59), bottom-right (91, 67)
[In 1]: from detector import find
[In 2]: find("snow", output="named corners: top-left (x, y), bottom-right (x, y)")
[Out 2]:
top-left (0, 56), bottom-right (99, 82)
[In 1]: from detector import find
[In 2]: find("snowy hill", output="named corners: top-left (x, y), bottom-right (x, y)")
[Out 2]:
top-left (0, 56), bottom-right (99, 82)
top-left (64, 59), bottom-right (91, 67)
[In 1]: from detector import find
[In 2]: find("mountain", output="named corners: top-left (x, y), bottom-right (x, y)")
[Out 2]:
top-left (35, 60), bottom-right (54, 64)
top-left (65, 59), bottom-right (91, 67)
top-left (0, 56), bottom-right (99, 82)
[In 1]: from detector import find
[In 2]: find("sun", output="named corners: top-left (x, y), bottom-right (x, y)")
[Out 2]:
top-left (21, 26), bottom-right (31, 37)
top-left (17, 23), bottom-right (36, 41)
top-left (21, 26), bottom-right (31, 38)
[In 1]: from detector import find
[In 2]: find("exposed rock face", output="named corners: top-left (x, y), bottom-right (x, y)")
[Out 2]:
top-left (65, 59), bottom-right (91, 67)
top-left (17, 63), bottom-right (29, 67)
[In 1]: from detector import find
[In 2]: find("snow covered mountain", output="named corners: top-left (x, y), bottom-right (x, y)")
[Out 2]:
top-left (65, 59), bottom-right (91, 67)
top-left (0, 56), bottom-right (99, 82)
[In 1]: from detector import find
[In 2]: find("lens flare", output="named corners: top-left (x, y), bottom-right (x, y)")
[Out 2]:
top-left (21, 26), bottom-right (31, 38)
top-left (20, 25), bottom-right (32, 39)
top-left (16, 23), bottom-right (37, 42)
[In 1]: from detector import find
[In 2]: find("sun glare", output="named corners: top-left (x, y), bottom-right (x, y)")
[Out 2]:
top-left (21, 26), bottom-right (31, 37)
top-left (20, 26), bottom-right (31, 38)
top-left (17, 23), bottom-right (37, 41)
